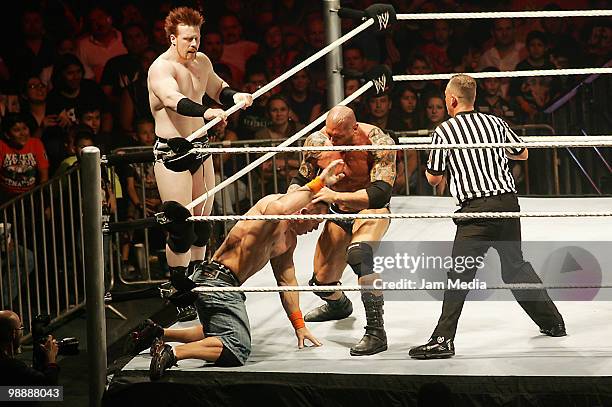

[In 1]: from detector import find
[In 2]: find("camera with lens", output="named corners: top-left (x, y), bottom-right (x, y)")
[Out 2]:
top-left (32, 315), bottom-right (79, 371)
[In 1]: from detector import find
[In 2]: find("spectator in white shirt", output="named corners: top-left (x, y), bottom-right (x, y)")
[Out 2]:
top-left (219, 14), bottom-right (258, 74)
top-left (76, 6), bottom-right (127, 83)
top-left (478, 19), bottom-right (526, 99)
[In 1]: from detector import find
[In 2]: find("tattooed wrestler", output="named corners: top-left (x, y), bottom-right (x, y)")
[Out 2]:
top-left (288, 105), bottom-right (396, 356)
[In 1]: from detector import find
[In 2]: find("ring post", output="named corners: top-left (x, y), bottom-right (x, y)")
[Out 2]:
top-left (81, 147), bottom-right (107, 407)
top-left (324, 0), bottom-right (344, 106)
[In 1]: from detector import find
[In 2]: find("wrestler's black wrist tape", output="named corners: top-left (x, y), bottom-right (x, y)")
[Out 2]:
top-left (177, 97), bottom-right (207, 117)
top-left (219, 87), bottom-right (238, 108)
top-left (366, 180), bottom-right (392, 209)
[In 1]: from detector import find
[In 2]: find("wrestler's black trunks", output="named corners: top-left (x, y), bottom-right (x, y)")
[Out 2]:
top-left (329, 203), bottom-right (391, 234)
top-left (154, 136), bottom-right (211, 174)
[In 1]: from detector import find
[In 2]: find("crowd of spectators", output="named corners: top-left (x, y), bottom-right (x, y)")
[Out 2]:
top-left (0, 0), bottom-right (610, 278)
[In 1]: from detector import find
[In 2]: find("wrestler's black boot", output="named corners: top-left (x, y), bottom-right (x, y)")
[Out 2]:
top-left (350, 292), bottom-right (387, 356)
top-left (304, 293), bottom-right (353, 322)
top-left (150, 338), bottom-right (177, 380)
top-left (169, 266), bottom-right (197, 322)
top-left (125, 319), bottom-right (164, 356)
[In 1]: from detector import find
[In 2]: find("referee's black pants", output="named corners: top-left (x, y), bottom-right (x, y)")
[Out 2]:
top-left (432, 193), bottom-right (564, 340)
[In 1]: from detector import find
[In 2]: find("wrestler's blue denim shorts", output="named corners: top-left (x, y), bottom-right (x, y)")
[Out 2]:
top-left (192, 267), bottom-right (251, 366)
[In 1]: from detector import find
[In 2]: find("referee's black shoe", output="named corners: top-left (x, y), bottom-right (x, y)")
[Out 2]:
top-left (409, 336), bottom-right (455, 359)
top-left (539, 323), bottom-right (567, 337)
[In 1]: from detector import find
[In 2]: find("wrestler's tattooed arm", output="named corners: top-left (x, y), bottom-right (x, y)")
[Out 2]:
top-left (288, 131), bottom-right (330, 192)
top-left (368, 127), bottom-right (396, 186)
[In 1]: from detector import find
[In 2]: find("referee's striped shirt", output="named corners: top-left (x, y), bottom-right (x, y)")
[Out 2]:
top-left (426, 111), bottom-right (524, 205)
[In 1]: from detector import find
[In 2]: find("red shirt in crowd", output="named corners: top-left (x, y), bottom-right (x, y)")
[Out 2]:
top-left (0, 137), bottom-right (49, 196)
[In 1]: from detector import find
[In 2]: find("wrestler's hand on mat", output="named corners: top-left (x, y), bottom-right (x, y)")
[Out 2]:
top-left (319, 159), bottom-right (345, 187)
top-left (233, 92), bottom-right (253, 109)
top-left (312, 187), bottom-right (339, 205)
top-left (296, 326), bottom-right (322, 349)
top-left (204, 108), bottom-right (227, 124)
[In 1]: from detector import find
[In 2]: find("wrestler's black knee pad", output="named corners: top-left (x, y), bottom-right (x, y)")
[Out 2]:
top-left (308, 274), bottom-right (341, 299)
top-left (346, 242), bottom-right (374, 278)
top-left (192, 221), bottom-right (212, 247)
top-left (165, 221), bottom-right (196, 253)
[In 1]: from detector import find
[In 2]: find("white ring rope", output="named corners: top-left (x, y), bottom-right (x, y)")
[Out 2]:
top-left (397, 135), bottom-right (612, 144)
top-left (193, 283), bottom-right (612, 293)
top-left (190, 138), bottom-right (612, 154)
top-left (185, 18), bottom-right (375, 142)
top-left (393, 68), bottom-right (612, 82)
top-left (396, 9), bottom-right (612, 20)
top-left (189, 211), bottom-right (612, 222)
top-left (185, 81), bottom-right (373, 210)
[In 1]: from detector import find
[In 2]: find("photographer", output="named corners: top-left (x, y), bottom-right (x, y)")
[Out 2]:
top-left (0, 311), bottom-right (59, 385)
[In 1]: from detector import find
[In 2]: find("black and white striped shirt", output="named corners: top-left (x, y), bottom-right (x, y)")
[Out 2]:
top-left (427, 111), bottom-right (524, 205)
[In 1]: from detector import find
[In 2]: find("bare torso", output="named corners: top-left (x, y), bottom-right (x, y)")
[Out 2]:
top-left (212, 195), bottom-right (297, 283)
top-left (320, 123), bottom-right (377, 193)
top-left (147, 51), bottom-right (219, 140)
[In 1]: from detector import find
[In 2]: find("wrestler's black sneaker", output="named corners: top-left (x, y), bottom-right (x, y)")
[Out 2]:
top-left (409, 336), bottom-right (455, 359)
top-left (150, 339), bottom-right (177, 380)
top-left (304, 293), bottom-right (353, 322)
top-left (540, 323), bottom-right (567, 337)
top-left (125, 319), bottom-right (164, 356)
top-left (176, 305), bottom-right (198, 322)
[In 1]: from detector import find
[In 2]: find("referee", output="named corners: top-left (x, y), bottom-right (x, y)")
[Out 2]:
top-left (409, 74), bottom-right (566, 359)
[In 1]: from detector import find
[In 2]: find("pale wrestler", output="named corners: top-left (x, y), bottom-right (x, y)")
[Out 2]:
top-left (288, 105), bottom-right (396, 356)
top-left (127, 159), bottom-right (346, 380)
top-left (147, 7), bottom-right (253, 320)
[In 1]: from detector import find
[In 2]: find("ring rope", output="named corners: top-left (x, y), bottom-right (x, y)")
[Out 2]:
top-left (185, 18), bottom-right (375, 142)
top-left (396, 9), bottom-right (612, 20)
top-left (189, 139), bottom-right (612, 154)
top-left (396, 135), bottom-right (612, 143)
top-left (188, 211), bottom-right (612, 222)
top-left (185, 80), bottom-right (374, 210)
top-left (393, 67), bottom-right (612, 82)
top-left (193, 283), bottom-right (612, 293)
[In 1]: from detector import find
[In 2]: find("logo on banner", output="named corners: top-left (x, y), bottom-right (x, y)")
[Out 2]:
top-left (377, 12), bottom-right (390, 30)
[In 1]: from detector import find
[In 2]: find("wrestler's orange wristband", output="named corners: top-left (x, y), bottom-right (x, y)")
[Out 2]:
top-left (289, 311), bottom-right (305, 330)
top-left (306, 177), bottom-right (324, 194)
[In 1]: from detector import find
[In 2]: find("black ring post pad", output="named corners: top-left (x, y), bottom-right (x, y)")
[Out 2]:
top-left (364, 65), bottom-right (394, 95)
top-left (364, 4), bottom-right (397, 31)
top-left (337, 4), bottom-right (396, 32)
